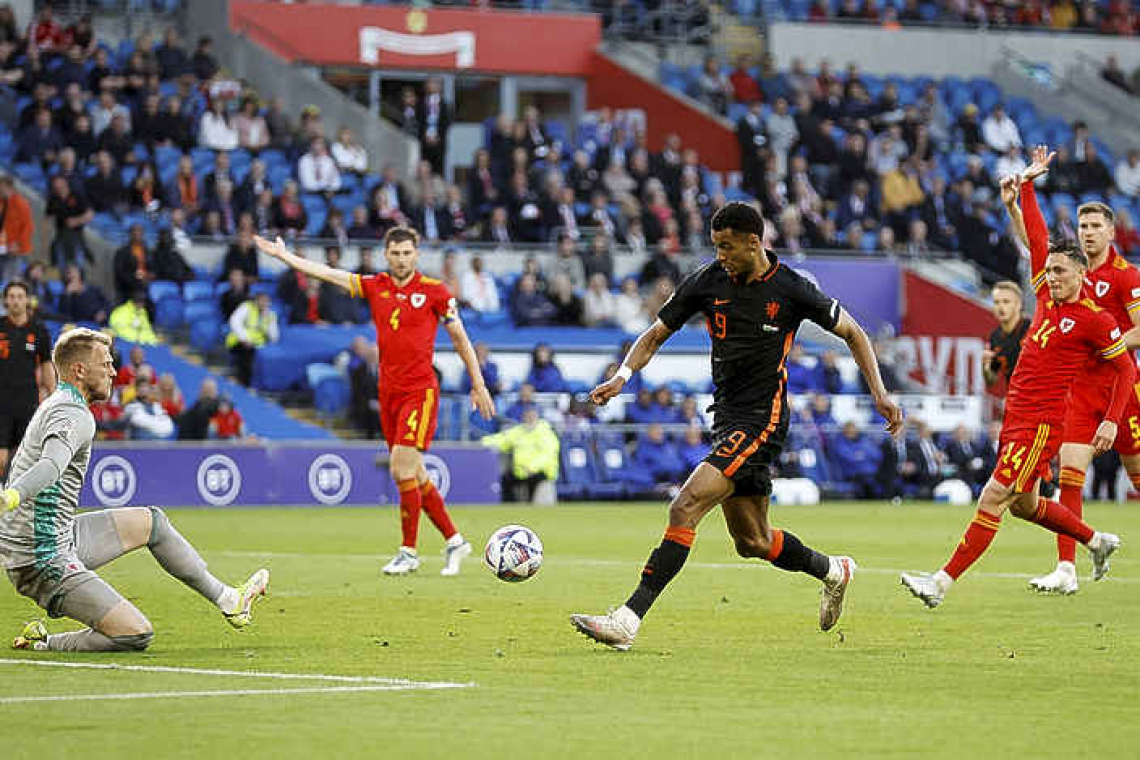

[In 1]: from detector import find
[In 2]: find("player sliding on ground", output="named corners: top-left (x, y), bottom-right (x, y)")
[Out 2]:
top-left (571, 202), bottom-right (904, 651)
top-left (0, 328), bottom-right (268, 651)
top-left (900, 148), bottom-right (1127, 609)
top-left (1003, 144), bottom-right (1140, 596)
top-left (255, 228), bottom-right (495, 576)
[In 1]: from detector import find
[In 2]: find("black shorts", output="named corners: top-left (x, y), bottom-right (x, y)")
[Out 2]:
top-left (0, 406), bottom-right (34, 450)
top-left (704, 414), bottom-right (788, 498)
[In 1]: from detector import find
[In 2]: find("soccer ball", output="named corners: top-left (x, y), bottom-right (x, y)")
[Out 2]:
top-left (484, 524), bottom-right (543, 582)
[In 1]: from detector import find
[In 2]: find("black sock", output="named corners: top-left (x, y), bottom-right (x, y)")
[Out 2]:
top-left (625, 539), bottom-right (691, 618)
top-left (770, 530), bottom-right (830, 580)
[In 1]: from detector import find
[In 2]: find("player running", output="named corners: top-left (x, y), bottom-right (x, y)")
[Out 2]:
top-left (1, 328), bottom-right (268, 651)
top-left (570, 202), bottom-right (904, 651)
top-left (255, 229), bottom-right (494, 576)
top-left (1003, 146), bottom-right (1140, 596)
top-left (900, 151), bottom-right (1129, 609)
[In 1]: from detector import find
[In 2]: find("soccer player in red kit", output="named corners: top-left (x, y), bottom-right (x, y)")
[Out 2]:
top-left (900, 156), bottom-right (1128, 608)
top-left (1004, 145), bottom-right (1140, 595)
top-left (255, 229), bottom-right (495, 576)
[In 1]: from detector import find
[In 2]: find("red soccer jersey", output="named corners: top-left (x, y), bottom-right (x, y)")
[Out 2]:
top-left (1085, 245), bottom-right (1140, 332)
top-left (1014, 180), bottom-right (1130, 424)
top-left (1005, 297), bottom-right (1127, 426)
top-left (349, 270), bottom-right (457, 392)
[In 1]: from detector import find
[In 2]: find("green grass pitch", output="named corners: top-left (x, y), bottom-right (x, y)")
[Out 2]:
top-left (2, 501), bottom-right (1138, 759)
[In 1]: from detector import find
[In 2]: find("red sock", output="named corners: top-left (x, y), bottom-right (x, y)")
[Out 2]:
top-left (1056, 466), bottom-right (1085, 563)
top-left (420, 481), bottom-right (458, 540)
top-left (1024, 498), bottom-right (1094, 544)
top-left (398, 478), bottom-right (421, 549)
top-left (942, 510), bottom-right (1002, 580)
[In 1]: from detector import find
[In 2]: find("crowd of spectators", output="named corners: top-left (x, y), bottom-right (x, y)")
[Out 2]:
top-left (787, 0), bottom-right (1140, 34)
top-left (88, 342), bottom-right (249, 441)
top-left (698, 51), bottom-right (1140, 277)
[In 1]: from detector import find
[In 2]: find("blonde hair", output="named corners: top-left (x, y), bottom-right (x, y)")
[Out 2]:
top-left (52, 327), bottom-right (112, 374)
top-left (992, 280), bottom-right (1023, 300)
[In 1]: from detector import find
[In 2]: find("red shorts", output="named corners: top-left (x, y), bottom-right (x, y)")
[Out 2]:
top-left (379, 386), bottom-right (439, 451)
top-left (1064, 379), bottom-right (1140, 456)
top-left (993, 421), bottom-right (1062, 493)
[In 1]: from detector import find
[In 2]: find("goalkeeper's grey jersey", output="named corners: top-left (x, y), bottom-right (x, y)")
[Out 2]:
top-left (0, 383), bottom-right (95, 570)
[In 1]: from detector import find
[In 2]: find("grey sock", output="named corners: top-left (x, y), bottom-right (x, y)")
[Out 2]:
top-left (47, 628), bottom-right (152, 652)
top-left (147, 507), bottom-right (225, 604)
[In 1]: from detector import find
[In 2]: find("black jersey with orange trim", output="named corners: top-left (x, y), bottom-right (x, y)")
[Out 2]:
top-left (658, 253), bottom-right (841, 419)
top-left (0, 316), bottom-right (51, 412)
top-left (987, 317), bottom-right (1030, 388)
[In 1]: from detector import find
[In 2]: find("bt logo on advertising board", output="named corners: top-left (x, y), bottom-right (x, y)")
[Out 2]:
top-left (197, 454), bottom-right (242, 506)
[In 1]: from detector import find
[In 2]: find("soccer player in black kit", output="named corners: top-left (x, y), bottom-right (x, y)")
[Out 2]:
top-left (0, 280), bottom-right (54, 480)
top-left (571, 203), bottom-right (904, 650)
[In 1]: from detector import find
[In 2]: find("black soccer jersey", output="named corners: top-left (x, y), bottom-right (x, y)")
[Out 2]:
top-left (0, 317), bottom-right (51, 412)
top-left (658, 254), bottom-right (841, 418)
top-left (987, 317), bottom-right (1030, 387)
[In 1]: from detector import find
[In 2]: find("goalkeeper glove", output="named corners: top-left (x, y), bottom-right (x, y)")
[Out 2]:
top-left (1, 488), bottom-right (19, 512)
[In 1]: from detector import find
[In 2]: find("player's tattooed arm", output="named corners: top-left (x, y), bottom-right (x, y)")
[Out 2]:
top-left (589, 319), bottom-right (673, 406)
top-left (253, 235), bottom-right (354, 293)
top-left (830, 309), bottom-right (904, 436)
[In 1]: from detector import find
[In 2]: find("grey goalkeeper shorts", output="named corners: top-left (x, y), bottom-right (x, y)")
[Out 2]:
top-left (4, 510), bottom-right (129, 627)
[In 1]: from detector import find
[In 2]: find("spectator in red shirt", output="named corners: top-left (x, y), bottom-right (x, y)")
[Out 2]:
top-left (30, 6), bottom-right (64, 55)
top-left (1114, 207), bottom-right (1140, 256)
top-left (208, 398), bottom-right (247, 440)
top-left (116, 345), bottom-right (154, 389)
top-left (728, 54), bottom-right (762, 105)
top-left (157, 372), bottom-right (185, 419)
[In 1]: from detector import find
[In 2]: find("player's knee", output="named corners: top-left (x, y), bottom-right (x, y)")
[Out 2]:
top-left (667, 489), bottom-right (706, 528)
top-left (733, 534), bottom-right (768, 559)
top-left (147, 506), bottom-right (168, 543)
top-left (110, 630), bottom-right (154, 651)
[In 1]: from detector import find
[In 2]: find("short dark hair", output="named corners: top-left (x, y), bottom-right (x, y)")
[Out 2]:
top-left (1077, 201), bottom-right (1114, 223)
top-left (710, 202), bottom-right (765, 238)
top-left (3, 279), bottom-right (28, 298)
top-left (383, 226), bottom-right (419, 250)
top-left (1048, 238), bottom-right (1089, 269)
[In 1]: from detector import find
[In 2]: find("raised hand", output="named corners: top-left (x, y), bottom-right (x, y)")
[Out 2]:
top-left (999, 174), bottom-right (1020, 207)
top-left (1022, 144), bottom-right (1055, 183)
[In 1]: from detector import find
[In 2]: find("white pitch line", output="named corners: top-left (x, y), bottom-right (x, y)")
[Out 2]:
top-left (0, 658), bottom-right (474, 689)
top-left (214, 550), bottom-right (1140, 583)
top-left (0, 685), bottom-right (463, 704)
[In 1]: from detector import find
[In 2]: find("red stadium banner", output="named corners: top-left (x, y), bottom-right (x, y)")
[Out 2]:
top-left (897, 271), bottom-right (994, 396)
top-left (588, 52), bottom-right (739, 172)
top-left (229, 1), bottom-right (602, 76)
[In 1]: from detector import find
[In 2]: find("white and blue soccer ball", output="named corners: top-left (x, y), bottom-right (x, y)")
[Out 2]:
top-left (484, 524), bottom-right (543, 582)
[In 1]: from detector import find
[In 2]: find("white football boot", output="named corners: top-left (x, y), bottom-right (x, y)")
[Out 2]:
top-left (570, 606), bottom-right (640, 651)
top-left (440, 540), bottom-right (472, 577)
top-left (224, 568), bottom-right (270, 629)
top-left (819, 556), bottom-right (856, 631)
top-left (1028, 561), bottom-right (1079, 595)
top-left (1088, 532), bottom-right (1121, 582)
top-left (900, 570), bottom-right (951, 609)
top-left (382, 547), bottom-right (420, 576)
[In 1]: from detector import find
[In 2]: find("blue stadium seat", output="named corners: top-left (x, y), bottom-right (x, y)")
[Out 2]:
top-left (557, 431), bottom-right (597, 499)
top-left (149, 280), bottom-right (181, 303)
top-left (183, 280), bottom-right (215, 303)
top-left (154, 295), bottom-right (185, 330)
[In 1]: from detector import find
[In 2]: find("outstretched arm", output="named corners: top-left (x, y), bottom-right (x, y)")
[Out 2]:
top-left (254, 235), bottom-right (354, 293)
top-left (831, 309), bottom-right (905, 436)
top-left (1000, 175), bottom-right (1029, 251)
top-left (589, 319), bottom-right (673, 406)
top-left (1019, 145), bottom-right (1056, 293)
top-left (444, 319), bottom-right (494, 420)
